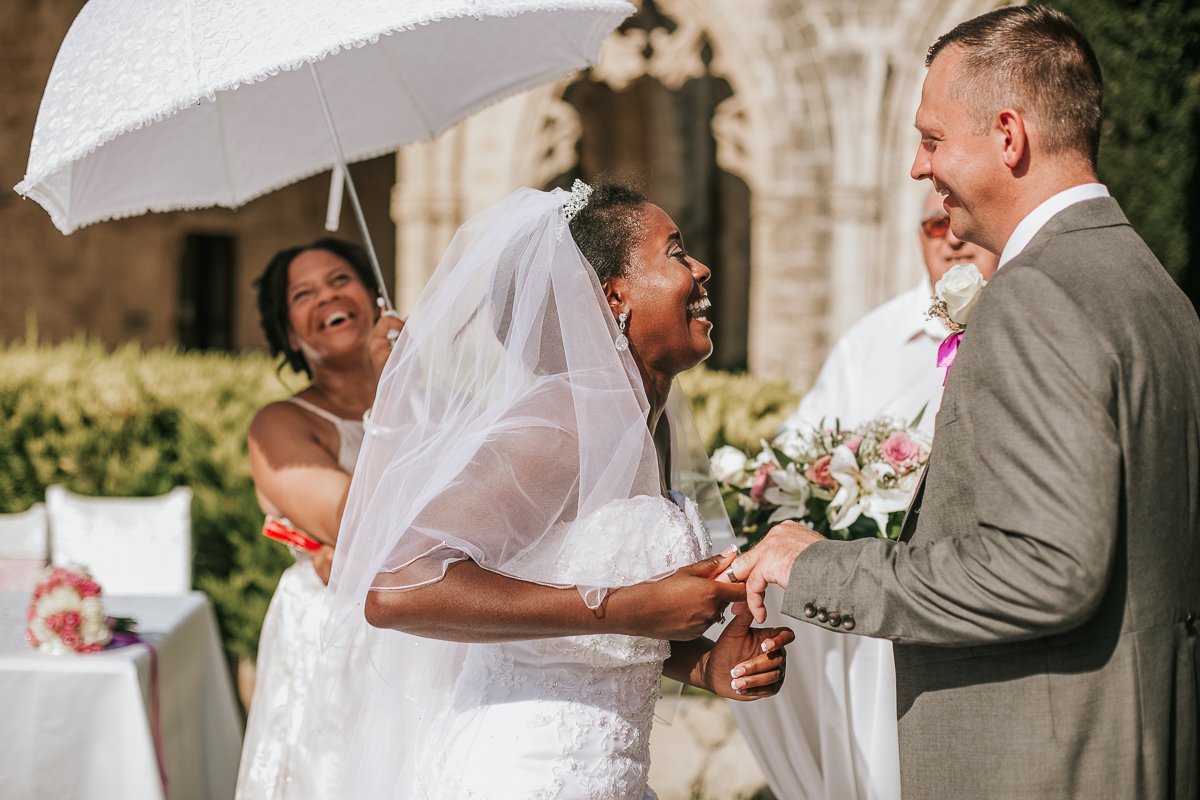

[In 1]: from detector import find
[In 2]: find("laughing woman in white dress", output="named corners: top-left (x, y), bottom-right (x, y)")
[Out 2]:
top-left (235, 239), bottom-right (401, 799)
top-left (302, 184), bottom-right (795, 799)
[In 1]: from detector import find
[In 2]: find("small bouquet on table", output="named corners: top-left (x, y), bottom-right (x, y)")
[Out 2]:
top-left (24, 564), bottom-right (136, 655)
top-left (711, 413), bottom-right (931, 547)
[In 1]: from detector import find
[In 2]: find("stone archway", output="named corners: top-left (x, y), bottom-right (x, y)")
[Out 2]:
top-left (390, 0), bottom-right (1009, 386)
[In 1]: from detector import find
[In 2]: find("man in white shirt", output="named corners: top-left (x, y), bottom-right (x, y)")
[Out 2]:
top-left (782, 190), bottom-right (998, 436)
top-left (733, 190), bottom-right (998, 800)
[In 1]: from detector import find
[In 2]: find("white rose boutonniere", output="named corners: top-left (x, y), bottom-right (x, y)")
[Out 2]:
top-left (927, 263), bottom-right (987, 333)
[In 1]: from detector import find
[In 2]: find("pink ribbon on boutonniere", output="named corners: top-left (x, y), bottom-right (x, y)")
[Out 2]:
top-left (937, 332), bottom-right (963, 385)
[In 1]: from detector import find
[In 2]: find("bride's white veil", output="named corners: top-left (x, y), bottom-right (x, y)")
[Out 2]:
top-left (294, 184), bottom-right (728, 797)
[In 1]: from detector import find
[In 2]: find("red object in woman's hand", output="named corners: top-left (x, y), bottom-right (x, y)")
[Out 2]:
top-left (261, 515), bottom-right (322, 552)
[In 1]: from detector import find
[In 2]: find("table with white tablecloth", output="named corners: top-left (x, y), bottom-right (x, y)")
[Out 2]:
top-left (0, 592), bottom-right (243, 800)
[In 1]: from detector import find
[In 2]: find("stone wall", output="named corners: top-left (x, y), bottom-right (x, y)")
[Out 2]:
top-left (0, 0), bottom-right (395, 353)
top-left (389, 0), bottom-right (1004, 389)
top-left (3, 0), bottom-right (1004, 381)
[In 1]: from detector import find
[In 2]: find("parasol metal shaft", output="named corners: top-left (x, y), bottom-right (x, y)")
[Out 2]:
top-left (307, 62), bottom-right (394, 312)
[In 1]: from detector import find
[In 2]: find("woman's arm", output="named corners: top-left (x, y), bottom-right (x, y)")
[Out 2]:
top-left (364, 552), bottom-right (747, 643)
top-left (248, 402), bottom-right (351, 546)
top-left (250, 315), bottom-right (403, 551)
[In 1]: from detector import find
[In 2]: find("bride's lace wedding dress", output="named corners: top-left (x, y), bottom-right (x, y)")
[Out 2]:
top-left (412, 491), bottom-right (712, 800)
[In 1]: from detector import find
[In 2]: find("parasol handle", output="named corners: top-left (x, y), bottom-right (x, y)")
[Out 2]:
top-left (307, 62), bottom-right (395, 313)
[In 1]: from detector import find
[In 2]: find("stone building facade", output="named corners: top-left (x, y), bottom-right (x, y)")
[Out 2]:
top-left (0, 0), bottom-right (395, 354)
top-left (3, 0), bottom-right (1003, 387)
top-left (392, 0), bottom-right (1003, 385)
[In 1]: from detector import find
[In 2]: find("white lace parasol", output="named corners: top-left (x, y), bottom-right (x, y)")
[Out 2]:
top-left (14, 0), bottom-right (633, 241)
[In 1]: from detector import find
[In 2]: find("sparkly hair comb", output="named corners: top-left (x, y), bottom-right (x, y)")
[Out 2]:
top-left (557, 178), bottom-right (594, 242)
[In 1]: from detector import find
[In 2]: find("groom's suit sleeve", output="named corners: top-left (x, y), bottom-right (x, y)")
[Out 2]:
top-left (781, 259), bottom-right (1121, 646)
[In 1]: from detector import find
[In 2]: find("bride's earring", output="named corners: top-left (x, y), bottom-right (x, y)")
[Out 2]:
top-left (615, 311), bottom-right (629, 352)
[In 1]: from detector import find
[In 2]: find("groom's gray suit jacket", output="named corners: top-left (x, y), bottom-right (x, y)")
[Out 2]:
top-left (783, 197), bottom-right (1200, 799)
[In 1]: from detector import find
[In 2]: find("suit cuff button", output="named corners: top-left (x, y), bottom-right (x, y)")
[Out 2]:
top-left (827, 611), bottom-right (841, 627)
top-left (816, 608), bottom-right (829, 623)
top-left (802, 603), bottom-right (817, 618)
top-left (841, 615), bottom-right (856, 631)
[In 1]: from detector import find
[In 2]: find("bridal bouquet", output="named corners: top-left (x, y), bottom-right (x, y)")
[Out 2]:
top-left (711, 414), bottom-right (930, 546)
top-left (25, 564), bottom-right (116, 655)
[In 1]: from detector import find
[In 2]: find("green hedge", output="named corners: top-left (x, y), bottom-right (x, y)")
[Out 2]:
top-left (0, 338), bottom-right (799, 660)
top-left (1041, 0), bottom-right (1200, 301)
top-left (0, 337), bottom-right (303, 659)
top-left (678, 367), bottom-right (798, 453)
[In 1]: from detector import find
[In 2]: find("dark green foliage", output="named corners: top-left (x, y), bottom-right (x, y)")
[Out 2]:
top-left (0, 337), bottom-right (299, 660)
top-left (1041, 0), bottom-right (1200, 303)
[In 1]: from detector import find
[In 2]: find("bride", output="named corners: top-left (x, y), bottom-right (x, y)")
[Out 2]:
top-left (299, 182), bottom-right (793, 799)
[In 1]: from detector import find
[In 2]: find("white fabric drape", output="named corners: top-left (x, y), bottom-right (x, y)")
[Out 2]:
top-left (730, 586), bottom-right (899, 800)
top-left (732, 284), bottom-right (947, 799)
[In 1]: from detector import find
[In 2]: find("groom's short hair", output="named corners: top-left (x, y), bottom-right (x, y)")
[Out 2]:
top-left (928, 5), bottom-right (1103, 166)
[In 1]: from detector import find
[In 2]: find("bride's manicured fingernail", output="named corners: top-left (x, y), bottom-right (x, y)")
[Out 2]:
top-left (730, 666), bottom-right (745, 678)
top-left (761, 640), bottom-right (773, 653)
top-left (722, 544), bottom-right (738, 555)
top-left (732, 679), bottom-right (745, 692)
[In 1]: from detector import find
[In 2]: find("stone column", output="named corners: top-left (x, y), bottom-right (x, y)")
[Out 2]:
top-left (391, 134), bottom-right (464, 316)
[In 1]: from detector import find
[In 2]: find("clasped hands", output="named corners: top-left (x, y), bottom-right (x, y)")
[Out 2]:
top-left (610, 543), bottom-right (800, 700)
top-left (719, 520), bottom-right (827, 624)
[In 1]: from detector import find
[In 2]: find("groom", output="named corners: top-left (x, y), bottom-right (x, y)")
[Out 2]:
top-left (728, 7), bottom-right (1200, 798)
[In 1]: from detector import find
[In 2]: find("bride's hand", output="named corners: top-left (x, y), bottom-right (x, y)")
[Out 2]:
top-left (605, 548), bottom-right (746, 640)
top-left (703, 603), bottom-right (793, 701)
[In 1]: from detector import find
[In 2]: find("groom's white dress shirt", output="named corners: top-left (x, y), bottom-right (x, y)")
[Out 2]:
top-left (999, 182), bottom-right (1110, 268)
top-left (781, 277), bottom-right (947, 436)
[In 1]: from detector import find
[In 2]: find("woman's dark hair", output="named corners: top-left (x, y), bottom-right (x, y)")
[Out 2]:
top-left (567, 184), bottom-right (649, 283)
top-left (255, 238), bottom-right (380, 377)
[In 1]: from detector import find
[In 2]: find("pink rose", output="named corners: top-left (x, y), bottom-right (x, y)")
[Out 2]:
top-left (80, 581), bottom-right (101, 597)
top-left (882, 432), bottom-right (924, 474)
top-left (805, 454), bottom-right (837, 490)
top-left (749, 464), bottom-right (774, 505)
top-left (60, 630), bottom-right (79, 648)
top-left (45, 614), bottom-right (63, 633)
top-left (846, 436), bottom-right (862, 453)
top-left (63, 612), bottom-right (81, 629)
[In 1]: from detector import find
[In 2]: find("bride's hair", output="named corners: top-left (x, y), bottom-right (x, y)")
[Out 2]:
top-left (568, 183), bottom-right (648, 282)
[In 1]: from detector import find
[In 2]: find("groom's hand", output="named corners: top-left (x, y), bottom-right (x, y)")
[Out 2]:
top-left (727, 521), bottom-right (826, 623)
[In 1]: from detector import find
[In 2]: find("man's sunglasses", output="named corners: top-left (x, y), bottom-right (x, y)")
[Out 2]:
top-left (921, 214), bottom-right (951, 239)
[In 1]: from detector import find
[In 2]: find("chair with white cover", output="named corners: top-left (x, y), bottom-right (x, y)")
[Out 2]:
top-left (46, 485), bottom-right (193, 595)
top-left (0, 503), bottom-right (49, 593)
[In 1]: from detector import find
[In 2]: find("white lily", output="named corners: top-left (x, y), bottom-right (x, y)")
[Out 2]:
top-left (764, 463), bottom-right (811, 523)
top-left (826, 444), bottom-right (864, 530)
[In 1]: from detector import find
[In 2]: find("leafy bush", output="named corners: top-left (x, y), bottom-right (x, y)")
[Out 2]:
top-left (0, 340), bottom-right (800, 660)
top-left (0, 337), bottom-right (302, 660)
top-left (678, 365), bottom-right (799, 453)
top-left (1042, 0), bottom-right (1200, 302)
